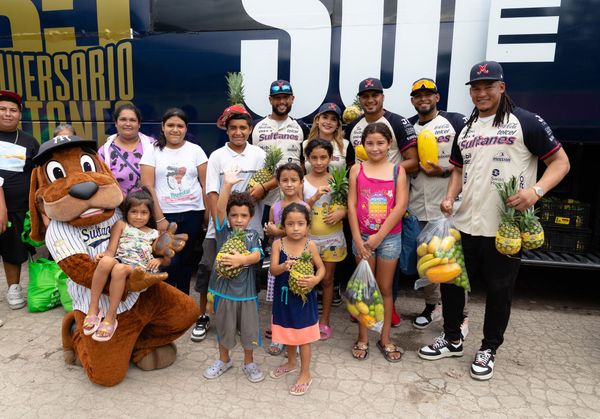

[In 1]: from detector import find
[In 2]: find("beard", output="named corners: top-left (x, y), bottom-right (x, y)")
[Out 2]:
top-left (416, 104), bottom-right (435, 116)
top-left (272, 104), bottom-right (292, 116)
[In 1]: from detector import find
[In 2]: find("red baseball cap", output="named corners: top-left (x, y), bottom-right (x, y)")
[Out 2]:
top-left (216, 104), bottom-right (251, 130)
top-left (0, 90), bottom-right (22, 108)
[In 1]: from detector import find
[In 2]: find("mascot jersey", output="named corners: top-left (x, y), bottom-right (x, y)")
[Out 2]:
top-left (45, 209), bottom-right (141, 315)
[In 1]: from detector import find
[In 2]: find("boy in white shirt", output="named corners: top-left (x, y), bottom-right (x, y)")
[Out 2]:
top-left (191, 106), bottom-right (266, 342)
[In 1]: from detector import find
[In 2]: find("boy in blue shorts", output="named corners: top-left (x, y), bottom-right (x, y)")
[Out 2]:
top-left (203, 168), bottom-right (264, 382)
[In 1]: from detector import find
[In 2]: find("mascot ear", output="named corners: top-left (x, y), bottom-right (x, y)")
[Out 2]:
top-left (29, 166), bottom-right (47, 242)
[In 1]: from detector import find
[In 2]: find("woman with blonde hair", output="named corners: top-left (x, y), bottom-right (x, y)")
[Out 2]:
top-left (302, 103), bottom-right (354, 173)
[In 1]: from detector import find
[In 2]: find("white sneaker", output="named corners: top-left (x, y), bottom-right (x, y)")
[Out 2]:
top-left (7, 284), bottom-right (26, 310)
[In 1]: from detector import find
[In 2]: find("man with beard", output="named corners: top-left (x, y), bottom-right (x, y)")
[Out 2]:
top-left (251, 80), bottom-right (309, 208)
top-left (0, 91), bottom-right (40, 310)
top-left (407, 78), bottom-right (468, 333)
top-left (347, 78), bottom-right (418, 327)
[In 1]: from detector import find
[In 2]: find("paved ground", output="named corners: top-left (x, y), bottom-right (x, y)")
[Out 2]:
top-left (1, 262), bottom-right (599, 418)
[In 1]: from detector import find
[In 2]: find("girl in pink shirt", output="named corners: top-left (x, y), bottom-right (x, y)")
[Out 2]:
top-left (347, 122), bottom-right (408, 363)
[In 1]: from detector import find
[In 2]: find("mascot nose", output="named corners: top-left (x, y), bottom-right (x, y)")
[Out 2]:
top-left (69, 182), bottom-right (99, 200)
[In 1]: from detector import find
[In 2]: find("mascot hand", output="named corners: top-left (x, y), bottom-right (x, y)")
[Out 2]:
top-left (153, 222), bottom-right (188, 259)
top-left (127, 266), bottom-right (168, 292)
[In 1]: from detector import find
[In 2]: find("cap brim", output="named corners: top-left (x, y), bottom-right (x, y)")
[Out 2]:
top-left (358, 89), bottom-right (383, 95)
top-left (466, 77), bottom-right (502, 85)
top-left (410, 88), bottom-right (438, 96)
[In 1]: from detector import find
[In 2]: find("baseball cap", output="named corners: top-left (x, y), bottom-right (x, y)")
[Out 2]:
top-left (466, 61), bottom-right (504, 85)
top-left (33, 135), bottom-right (97, 165)
top-left (216, 104), bottom-right (251, 130)
top-left (358, 78), bottom-right (384, 95)
top-left (269, 80), bottom-right (293, 96)
top-left (410, 78), bottom-right (438, 96)
top-left (0, 90), bottom-right (22, 108)
top-left (316, 102), bottom-right (342, 119)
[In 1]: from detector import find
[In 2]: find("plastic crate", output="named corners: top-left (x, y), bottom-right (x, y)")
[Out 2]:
top-left (540, 226), bottom-right (592, 253)
top-left (537, 198), bottom-right (590, 229)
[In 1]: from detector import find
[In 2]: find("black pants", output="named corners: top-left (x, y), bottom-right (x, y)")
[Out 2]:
top-left (441, 233), bottom-right (521, 352)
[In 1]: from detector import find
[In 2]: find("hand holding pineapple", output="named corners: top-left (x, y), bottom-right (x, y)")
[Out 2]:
top-left (506, 186), bottom-right (541, 212)
top-left (216, 251), bottom-right (248, 269)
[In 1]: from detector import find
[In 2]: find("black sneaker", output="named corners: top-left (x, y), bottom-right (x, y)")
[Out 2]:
top-left (470, 349), bottom-right (495, 380)
top-left (413, 303), bottom-right (442, 329)
top-left (331, 285), bottom-right (343, 307)
top-left (418, 334), bottom-right (463, 360)
top-left (190, 315), bottom-right (210, 342)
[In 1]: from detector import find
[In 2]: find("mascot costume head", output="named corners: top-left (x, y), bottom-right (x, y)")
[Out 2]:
top-left (29, 135), bottom-right (199, 387)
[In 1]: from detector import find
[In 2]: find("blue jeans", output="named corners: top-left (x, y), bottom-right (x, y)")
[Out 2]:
top-left (164, 210), bottom-right (204, 295)
top-left (352, 232), bottom-right (402, 260)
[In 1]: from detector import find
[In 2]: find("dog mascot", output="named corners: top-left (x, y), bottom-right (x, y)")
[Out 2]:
top-left (29, 135), bottom-right (200, 386)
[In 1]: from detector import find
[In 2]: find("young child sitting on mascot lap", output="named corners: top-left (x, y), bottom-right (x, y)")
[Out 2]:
top-left (84, 187), bottom-right (168, 341)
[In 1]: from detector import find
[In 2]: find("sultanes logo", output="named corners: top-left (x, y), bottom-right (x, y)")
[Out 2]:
top-left (477, 64), bottom-right (489, 75)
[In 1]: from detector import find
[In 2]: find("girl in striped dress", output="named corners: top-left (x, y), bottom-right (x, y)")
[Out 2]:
top-left (82, 188), bottom-right (166, 342)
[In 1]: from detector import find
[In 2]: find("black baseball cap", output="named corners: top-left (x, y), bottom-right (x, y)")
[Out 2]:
top-left (269, 80), bottom-right (293, 96)
top-left (466, 61), bottom-right (504, 85)
top-left (0, 90), bottom-right (22, 108)
top-left (358, 78), bottom-right (384, 95)
top-left (316, 102), bottom-right (342, 119)
top-left (410, 78), bottom-right (438, 96)
top-left (33, 135), bottom-right (97, 165)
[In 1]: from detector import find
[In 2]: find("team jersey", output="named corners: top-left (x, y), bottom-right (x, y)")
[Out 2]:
top-left (251, 116), bottom-right (309, 206)
top-left (45, 210), bottom-right (141, 315)
top-left (347, 110), bottom-right (417, 165)
top-left (450, 107), bottom-right (562, 237)
top-left (408, 111), bottom-right (467, 221)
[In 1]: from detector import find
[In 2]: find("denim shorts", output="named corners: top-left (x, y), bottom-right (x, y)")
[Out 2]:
top-left (352, 232), bottom-right (402, 260)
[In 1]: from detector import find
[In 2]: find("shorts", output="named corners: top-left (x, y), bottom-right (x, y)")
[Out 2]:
top-left (195, 238), bottom-right (216, 293)
top-left (213, 296), bottom-right (261, 350)
top-left (311, 232), bottom-right (347, 263)
top-left (352, 232), bottom-right (402, 260)
top-left (0, 211), bottom-right (34, 264)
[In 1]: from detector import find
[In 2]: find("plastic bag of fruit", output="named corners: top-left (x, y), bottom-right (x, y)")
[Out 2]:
top-left (344, 259), bottom-right (384, 333)
top-left (413, 217), bottom-right (470, 291)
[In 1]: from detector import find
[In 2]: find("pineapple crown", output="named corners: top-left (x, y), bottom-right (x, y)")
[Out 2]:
top-left (229, 228), bottom-right (247, 240)
top-left (351, 96), bottom-right (362, 109)
top-left (297, 251), bottom-right (312, 263)
top-left (328, 166), bottom-right (349, 206)
top-left (495, 176), bottom-right (519, 222)
top-left (264, 146), bottom-right (284, 171)
top-left (225, 72), bottom-right (245, 106)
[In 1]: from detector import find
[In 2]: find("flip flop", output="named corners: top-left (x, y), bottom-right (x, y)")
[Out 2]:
top-left (289, 379), bottom-right (313, 396)
top-left (92, 319), bottom-right (118, 342)
top-left (352, 341), bottom-right (369, 360)
top-left (82, 314), bottom-right (102, 336)
top-left (269, 365), bottom-right (298, 379)
top-left (376, 340), bottom-right (402, 363)
top-left (319, 324), bottom-right (332, 341)
top-left (265, 329), bottom-right (272, 339)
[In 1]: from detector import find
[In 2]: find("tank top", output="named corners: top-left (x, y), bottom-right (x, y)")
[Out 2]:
top-left (303, 178), bottom-right (343, 236)
top-left (356, 163), bottom-right (402, 235)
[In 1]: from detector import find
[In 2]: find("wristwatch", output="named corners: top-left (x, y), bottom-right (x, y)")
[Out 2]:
top-left (441, 168), bottom-right (451, 178)
top-left (533, 185), bottom-right (545, 198)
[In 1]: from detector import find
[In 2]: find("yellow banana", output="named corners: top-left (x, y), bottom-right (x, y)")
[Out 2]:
top-left (417, 253), bottom-right (434, 269)
top-left (440, 236), bottom-right (456, 252)
top-left (418, 257), bottom-right (442, 277)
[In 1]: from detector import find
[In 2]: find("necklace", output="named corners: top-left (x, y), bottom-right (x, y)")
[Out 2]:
top-left (13, 129), bottom-right (19, 144)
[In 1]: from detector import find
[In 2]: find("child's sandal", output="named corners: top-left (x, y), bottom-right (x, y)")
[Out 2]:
top-left (352, 341), bottom-right (369, 360)
top-left (92, 319), bottom-right (118, 342)
top-left (82, 314), bottom-right (102, 336)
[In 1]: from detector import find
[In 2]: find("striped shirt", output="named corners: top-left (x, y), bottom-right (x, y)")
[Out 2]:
top-left (45, 209), bottom-right (141, 314)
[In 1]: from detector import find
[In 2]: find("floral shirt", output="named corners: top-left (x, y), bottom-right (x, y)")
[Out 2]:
top-left (98, 140), bottom-right (145, 196)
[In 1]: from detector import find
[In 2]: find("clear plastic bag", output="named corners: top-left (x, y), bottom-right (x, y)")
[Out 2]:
top-left (344, 259), bottom-right (384, 333)
top-left (413, 217), bottom-right (470, 291)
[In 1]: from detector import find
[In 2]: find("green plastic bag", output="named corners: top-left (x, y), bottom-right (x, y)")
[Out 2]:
top-left (21, 210), bottom-right (45, 248)
top-left (57, 272), bottom-right (73, 312)
top-left (27, 258), bottom-right (62, 312)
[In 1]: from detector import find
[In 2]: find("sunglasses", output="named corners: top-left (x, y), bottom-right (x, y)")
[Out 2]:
top-left (411, 79), bottom-right (437, 92)
top-left (271, 84), bottom-right (291, 93)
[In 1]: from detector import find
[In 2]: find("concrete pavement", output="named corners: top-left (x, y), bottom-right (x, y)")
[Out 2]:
top-left (1, 264), bottom-right (599, 418)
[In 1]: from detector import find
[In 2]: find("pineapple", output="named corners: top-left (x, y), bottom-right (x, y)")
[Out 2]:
top-left (495, 176), bottom-right (522, 255)
top-left (225, 72), bottom-right (245, 106)
top-left (328, 166), bottom-right (349, 210)
top-left (520, 206), bottom-right (545, 250)
top-left (246, 146), bottom-right (283, 191)
top-left (215, 229), bottom-right (250, 279)
top-left (343, 97), bottom-right (363, 124)
top-left (289, 251), bottom-right (314, 304)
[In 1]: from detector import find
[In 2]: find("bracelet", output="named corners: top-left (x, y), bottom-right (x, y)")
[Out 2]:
top-left (156, 216), bottom-right (166, 223)
top-left (441, 168), bottom-right (451, 178)
top-left (260, 183), bottom-right (266, 193)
